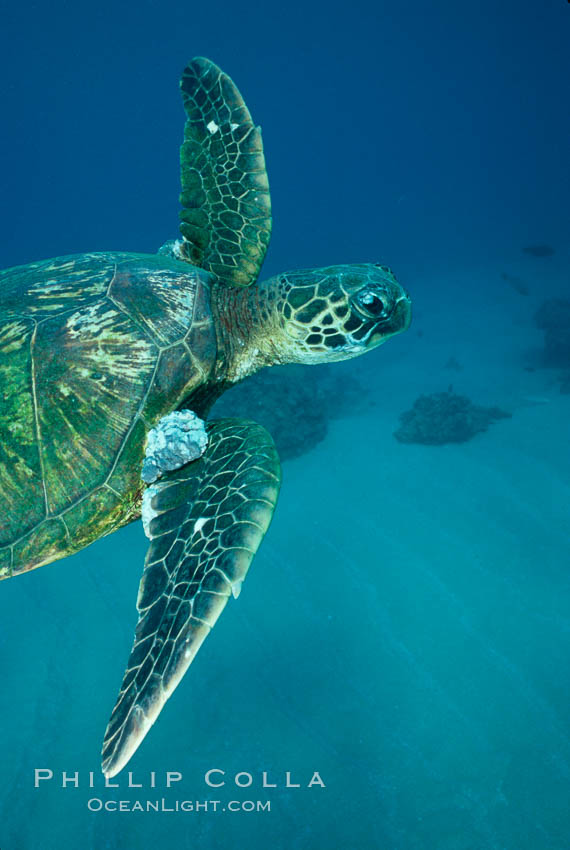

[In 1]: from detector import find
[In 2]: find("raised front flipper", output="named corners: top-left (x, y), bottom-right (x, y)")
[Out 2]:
top-left (101, 418), bottom-right (281, 777)
top-left (178, 57), bottom-right (272, 287)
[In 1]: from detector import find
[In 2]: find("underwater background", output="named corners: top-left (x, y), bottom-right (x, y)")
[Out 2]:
top-left (0, 0), bottom-right (569, 848)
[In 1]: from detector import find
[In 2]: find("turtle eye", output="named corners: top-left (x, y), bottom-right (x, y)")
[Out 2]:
top-left (354, 289), bottom-right (391, 319)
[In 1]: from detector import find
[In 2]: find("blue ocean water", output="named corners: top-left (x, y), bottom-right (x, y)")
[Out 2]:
top-left (0, 1), bottom-right (569, 848)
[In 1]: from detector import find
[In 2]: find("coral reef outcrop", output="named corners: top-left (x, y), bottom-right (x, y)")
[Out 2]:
top-left (212, 365), bottom-right (367, 460)
top-left (394, 389), bottom-right (511, 445)
top-left (534, 299), bottom-right (570, 367)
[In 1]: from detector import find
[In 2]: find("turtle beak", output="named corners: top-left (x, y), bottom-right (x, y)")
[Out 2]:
top-left (395, 291), bottom-right (412, 333)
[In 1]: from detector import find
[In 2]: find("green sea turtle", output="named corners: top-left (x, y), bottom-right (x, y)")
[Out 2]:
top-left (0, 58), bottom-right (411, 776)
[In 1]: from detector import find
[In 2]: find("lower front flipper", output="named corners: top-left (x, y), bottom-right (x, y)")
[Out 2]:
top-left (101, 418), bottom-right (281, 777)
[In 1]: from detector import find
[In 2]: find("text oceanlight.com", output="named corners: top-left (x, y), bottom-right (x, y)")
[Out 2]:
top-left (87, 798), bottom-right (272, 813)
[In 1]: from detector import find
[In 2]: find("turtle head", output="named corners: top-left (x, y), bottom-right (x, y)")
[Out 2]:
top-left (268, 263), bottom-right (411, 364)
top-left (216, 263), bottom-right (411, 381)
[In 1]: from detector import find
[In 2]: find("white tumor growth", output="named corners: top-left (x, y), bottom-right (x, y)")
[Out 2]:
top-left (206, 120), bottom-right (219, 134)
top-left (141, 483), bottom-right (161, 539)
top-left (140, 411), bottom-right (208, 539)
top-left (193, 517), bottom-right (207, 534)
top-left (142, 409), bottom-right (208, 484)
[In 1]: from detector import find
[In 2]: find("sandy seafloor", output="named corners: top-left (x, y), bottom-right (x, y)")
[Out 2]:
top-left (0, 264), bottom-right (568, 850)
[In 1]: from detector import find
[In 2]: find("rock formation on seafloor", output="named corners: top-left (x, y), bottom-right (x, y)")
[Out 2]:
top-left (534, 298), bottom-right (570, 368)
top-left (212, 364), bottom-right (368, 460)
top-left (523, 243), bottom-right (555, 258)
top-left (394, 389), bottom-right (511, 445)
